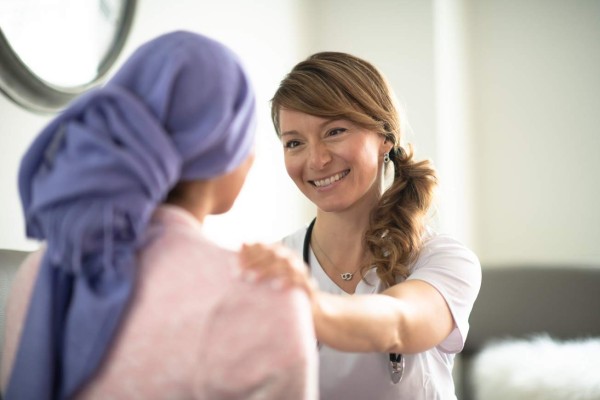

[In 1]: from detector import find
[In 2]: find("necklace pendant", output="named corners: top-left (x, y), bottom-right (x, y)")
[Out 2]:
top-left (341, 272), bottom-right (353, 281)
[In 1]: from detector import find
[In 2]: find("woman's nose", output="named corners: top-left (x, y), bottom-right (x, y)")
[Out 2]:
top-left (308, 142), bottom-right (332, 170)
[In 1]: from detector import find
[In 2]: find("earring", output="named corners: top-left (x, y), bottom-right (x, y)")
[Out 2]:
top-left (383, 152), bottom-right (390, 163)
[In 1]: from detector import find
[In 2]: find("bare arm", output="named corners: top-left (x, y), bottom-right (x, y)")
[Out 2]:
top-left (240, 243), bottom-right (454, 355)
top-left (313, 279), bottom-right (454, 354)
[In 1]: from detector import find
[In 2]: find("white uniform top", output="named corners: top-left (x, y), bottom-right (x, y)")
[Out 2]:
top-left (282, 225), bottom-right (481, 400)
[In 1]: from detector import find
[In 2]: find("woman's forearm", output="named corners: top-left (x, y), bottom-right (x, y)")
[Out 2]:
top-left (312, 280), bottom-right (455, 354)
top-left (312, 292), bottom-right (406, 353)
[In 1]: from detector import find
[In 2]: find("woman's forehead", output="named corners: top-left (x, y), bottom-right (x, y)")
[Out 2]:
top-left (279, 110), bottom-right (351, 133)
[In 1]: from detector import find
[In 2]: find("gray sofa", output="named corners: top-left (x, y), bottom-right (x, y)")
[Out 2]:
top-left (457, 265), bottom-right (600, 399)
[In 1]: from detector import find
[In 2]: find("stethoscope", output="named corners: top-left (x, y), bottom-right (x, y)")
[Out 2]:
top-left (302, 218), bottom-right (405, 384)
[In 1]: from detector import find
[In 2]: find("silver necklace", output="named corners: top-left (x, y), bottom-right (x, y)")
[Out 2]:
top-left (311, 233), bottom-right (361, 281)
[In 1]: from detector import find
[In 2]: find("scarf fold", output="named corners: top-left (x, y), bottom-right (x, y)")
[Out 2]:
top-left (8, 31), bottom-right (256, 399)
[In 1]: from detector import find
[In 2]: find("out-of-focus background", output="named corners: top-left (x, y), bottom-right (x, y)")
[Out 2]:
top-left (1, 0), bottom-right (599, 267)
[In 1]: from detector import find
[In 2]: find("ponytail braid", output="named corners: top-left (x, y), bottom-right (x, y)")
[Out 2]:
top-left (363, 144), bottom-right (437, 286)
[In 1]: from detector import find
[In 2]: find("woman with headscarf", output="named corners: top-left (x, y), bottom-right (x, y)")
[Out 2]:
top-left (0, 31), bottom-right (317, 400)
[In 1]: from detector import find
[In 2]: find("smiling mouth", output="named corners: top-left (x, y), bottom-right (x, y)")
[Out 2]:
top-left (310, 170), bottom-right (350, 188)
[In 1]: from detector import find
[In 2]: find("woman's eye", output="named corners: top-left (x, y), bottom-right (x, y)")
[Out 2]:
top-left (327, 128), bottom-right (347, 137)
top-left (284, 140), bottom-right (301, 149)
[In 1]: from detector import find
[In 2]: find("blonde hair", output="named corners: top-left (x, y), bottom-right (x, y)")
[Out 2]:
top-left (271, 52), bottom-right (437, 286)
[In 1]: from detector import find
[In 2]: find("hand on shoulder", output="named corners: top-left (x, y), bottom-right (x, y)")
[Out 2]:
top-left (238, 242), bottom-right (318, 297)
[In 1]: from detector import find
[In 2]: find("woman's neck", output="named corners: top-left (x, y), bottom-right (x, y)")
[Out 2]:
top-left (313, 206), bottom-right (372, 267)
top-left (165, 180), bottom-right (212, 223)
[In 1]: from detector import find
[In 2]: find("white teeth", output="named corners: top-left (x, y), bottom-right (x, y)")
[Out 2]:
top-left (313, 171), bottom-right (348, 187)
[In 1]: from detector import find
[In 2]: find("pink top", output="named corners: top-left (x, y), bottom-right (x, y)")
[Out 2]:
top-left (1, 205), bottom-right (318, 399)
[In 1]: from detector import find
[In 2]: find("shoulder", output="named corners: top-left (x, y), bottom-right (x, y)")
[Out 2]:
top-left (208, 277), bottom-right (314, 354)
top-left (414, 230), bottom-right (480, 274)
top-left (202, 273), bottom-right (316, 398)
top-left (142, 205), bottom-right (238, 267)
top-left (407, 230), bottom-right (482, 303)
top-left (134, 207), bottom-right (241, 305)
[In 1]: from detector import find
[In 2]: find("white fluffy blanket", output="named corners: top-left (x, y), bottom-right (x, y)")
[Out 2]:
top-left (472, 335), bottom-right (600, 400)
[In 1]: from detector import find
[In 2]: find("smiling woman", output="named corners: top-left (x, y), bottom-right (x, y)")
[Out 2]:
top-left (238, 51), bottom-right (482, 399)
top-left (0, 0), bottom-right (136, 113)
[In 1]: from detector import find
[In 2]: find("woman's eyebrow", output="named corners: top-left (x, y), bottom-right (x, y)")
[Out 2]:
top-left (281, 130), bottom-right (299, 137)
top-left (281, 119), bottom-right (346, 137)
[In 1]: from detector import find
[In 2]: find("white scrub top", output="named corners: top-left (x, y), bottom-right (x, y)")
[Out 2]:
top-left (282, 225), bottom-right (481, 400)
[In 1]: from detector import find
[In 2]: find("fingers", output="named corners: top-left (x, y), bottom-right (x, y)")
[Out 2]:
top-left (240, 243), bottom-right (285, 280)
top-left (239, 243), bottom-right (300, 282)
top-left (238, 242), bottom-right (317, 296)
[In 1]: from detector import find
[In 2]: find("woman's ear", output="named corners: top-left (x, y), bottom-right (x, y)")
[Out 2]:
top-left (381, 137), bottom-right (394, 154)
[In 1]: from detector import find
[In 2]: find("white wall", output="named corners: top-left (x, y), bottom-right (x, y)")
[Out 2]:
top-left (433, 0), bottom-right (475, 246)
top-left (0, 84), bottom-right (49, 250)
top-left (468, 0), bottom-right (600, 265)
top-left (0, 0), bottom-right (310, 250)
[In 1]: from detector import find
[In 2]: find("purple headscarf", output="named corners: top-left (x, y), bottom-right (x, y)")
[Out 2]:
top-left (7, 31), bottom-right (256, 399)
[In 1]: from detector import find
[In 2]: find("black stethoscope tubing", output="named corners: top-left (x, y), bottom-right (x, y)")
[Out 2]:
top-left (302, 217), bottom-right (405, 383)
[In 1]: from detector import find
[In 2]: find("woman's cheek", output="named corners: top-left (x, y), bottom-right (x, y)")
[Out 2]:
top-left (284, 156), bottom-right (302, 182)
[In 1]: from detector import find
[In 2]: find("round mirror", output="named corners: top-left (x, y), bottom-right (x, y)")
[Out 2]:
top-left (0, 0), bottom-right (136, 113)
